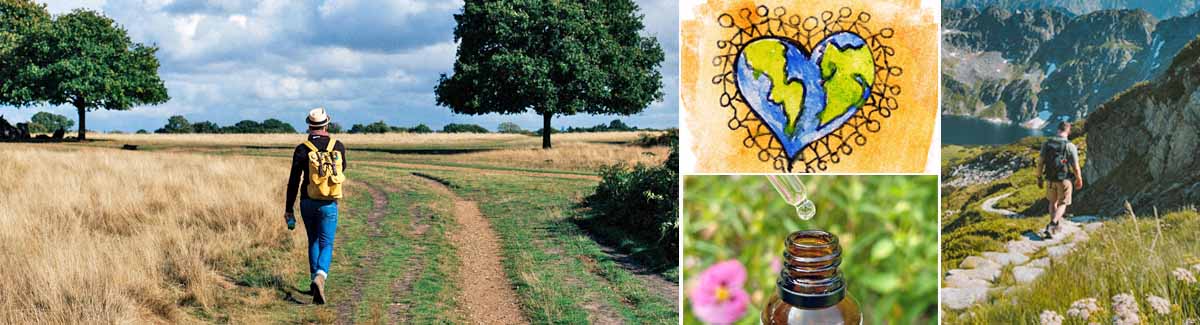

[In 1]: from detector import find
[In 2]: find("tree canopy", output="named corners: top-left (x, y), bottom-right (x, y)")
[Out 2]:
top-left (435, 0), bottom-right (663, 148)
top-left (0, 7), bottom-right (168, 140)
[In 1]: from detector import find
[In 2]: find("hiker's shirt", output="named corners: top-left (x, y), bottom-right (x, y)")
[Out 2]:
top-left (1042, 135), bottom-right (1079, 177)
top-left (286, 134), bottom-right (348, 213)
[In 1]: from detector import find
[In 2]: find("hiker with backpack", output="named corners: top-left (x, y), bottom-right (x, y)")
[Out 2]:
top-left (284, 107), bottom-right (347, 305)
top-left (1037, 121), bottom-right (1083, 238)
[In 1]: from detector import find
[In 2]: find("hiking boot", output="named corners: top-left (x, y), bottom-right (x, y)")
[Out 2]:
top-left (313, 274), bottom-right (327, 305)
top-left (1042, 221), bottom-right (1059, 239)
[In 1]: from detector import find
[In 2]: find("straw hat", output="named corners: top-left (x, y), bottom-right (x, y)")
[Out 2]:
top-left (306, 107), bottom-right (330, 127)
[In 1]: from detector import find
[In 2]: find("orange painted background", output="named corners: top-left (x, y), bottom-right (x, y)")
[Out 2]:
top-left (681, 0), bottom-right (938, 173)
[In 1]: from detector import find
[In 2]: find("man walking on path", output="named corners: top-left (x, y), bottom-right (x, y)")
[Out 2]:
top-left (285, 107), bottom-right (348, 305)
top-left (1037, 121), bottom-right (1083, 238)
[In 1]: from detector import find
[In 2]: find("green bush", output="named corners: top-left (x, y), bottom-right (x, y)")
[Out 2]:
top-left (584, 143), bottom-right (679, 263)
top-left (410, 124), bottom-right (433, 133)
top-left (27, 111), bottom-right (73, 133)
top-left (497, 122), bottom-right (525, 134)
top-left (441, 123), bottom-right (489, 133)
top-left (155, 115), bottom-right (193, 134)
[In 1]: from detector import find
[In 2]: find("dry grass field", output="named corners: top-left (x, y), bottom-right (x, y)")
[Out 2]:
top-left (0, 145), bottom-right (302, 323)
top-left (89, 132), bottom-right (670, 173)
top-left (0, 131), bottom-right (678, 323)
top-left (92, 131), bottom-right (655, 148)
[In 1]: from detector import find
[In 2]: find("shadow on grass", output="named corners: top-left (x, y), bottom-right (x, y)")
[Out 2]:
top-left (570, 211), bottom-right (677, 278)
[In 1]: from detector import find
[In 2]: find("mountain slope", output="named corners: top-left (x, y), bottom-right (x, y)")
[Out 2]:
top-left (1079, 35), bottom-right (1200, 215)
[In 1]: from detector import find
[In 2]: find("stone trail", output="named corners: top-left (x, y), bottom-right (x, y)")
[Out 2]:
top-left (941, 219), bottom-right (1105, 311)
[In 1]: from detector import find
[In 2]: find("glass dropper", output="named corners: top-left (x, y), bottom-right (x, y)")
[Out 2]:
top-left (766, 175), bottom-right (816, 220)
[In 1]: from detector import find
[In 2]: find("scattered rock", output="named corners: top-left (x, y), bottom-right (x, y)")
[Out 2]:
top-left (1006, 239), bottom-right (1039, 255)
top-left (948, 266), bottom-right (1002, 282)
top-left (945, 273), bottom-right (992, 288)
top-left (1084, 223), bottom-right (1104, 232)
top-left (942, 287), bottom-right (989, 310)
top-left (1026, 257), bottom-right (1051, 268)
top-left (983, 251), bottom-right (1030, 266)
top-left (960, 256), bottom-right (1001, 270)
top-left (1012, 266), bottom-right (1045, 284)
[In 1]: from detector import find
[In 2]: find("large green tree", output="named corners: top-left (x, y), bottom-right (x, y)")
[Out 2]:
top-left (1, 8), bottom-right (168, 140)
top-left (435, 0), bottom-right (664, 148)
top-left (0, 0), bottom-right (49, 105)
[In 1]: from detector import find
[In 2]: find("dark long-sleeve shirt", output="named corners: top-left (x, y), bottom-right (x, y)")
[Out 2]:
top-left (286, 134), bottom-right (347, 213)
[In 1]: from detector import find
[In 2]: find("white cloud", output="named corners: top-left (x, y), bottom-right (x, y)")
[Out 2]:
top-left (23, 0), bottom-right (678, 132)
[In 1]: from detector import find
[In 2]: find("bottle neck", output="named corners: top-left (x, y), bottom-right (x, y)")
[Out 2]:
top-left (776, 230), bottom-right (845, 309)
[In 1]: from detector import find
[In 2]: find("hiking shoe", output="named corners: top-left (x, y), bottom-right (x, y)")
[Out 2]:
top-left (313, 274), bottom-right (326, 305)
top-left (1043, 221), bottom-right (1059, 239)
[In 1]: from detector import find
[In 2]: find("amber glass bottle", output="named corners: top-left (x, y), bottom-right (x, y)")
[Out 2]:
top-left (761, 230), bottom-right (862, 325)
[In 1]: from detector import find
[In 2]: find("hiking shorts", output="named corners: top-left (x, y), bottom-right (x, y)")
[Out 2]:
top-left (1046, 179), bottom-right (1072, 206)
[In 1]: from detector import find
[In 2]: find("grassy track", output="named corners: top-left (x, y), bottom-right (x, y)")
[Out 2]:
top-left (270, 166), bottom-right (463, 323)
top-left (420, 171), bottom-right (678, 324)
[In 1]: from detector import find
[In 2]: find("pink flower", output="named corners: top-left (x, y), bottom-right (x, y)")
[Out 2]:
top-left (770, 257), bottom-right (783, 273)
top-left (690, 260), bottom-right (750, 324)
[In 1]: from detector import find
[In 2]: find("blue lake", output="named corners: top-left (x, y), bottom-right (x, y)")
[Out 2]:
top-left (942, 115), bottom-right (1044, 145)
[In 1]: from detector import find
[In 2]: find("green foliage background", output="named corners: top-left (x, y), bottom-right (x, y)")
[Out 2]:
top-left (683, 175), bottom-right (938, 324)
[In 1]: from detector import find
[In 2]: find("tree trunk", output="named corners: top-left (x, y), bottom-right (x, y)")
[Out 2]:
top-left (75, 104), bottom-right (86, 141)
top-left (541, 112), bottom-right (552, 149)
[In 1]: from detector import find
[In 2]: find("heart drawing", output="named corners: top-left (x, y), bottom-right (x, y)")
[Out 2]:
top-left (734, 32), bottom-right (875, 160)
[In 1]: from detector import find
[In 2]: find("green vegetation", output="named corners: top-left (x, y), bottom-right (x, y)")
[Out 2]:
top-left (441, 123), bottom-right (489, 133)
top-left (156, 115), bottom-right (298, 134)
top-left (435, 0), bottom-right (664, 148)
top-left (683, 175), bottom-right (939, 324)
top-left (346, 120), bottom-right (434, 134)
top-left (0, 4), bottom-right (168, 140)
top-left (584, 140), bottom-right (679, 267)
top-left (497, 122), bottom-right (525, 134)
top-left (26, 111), bottom-right (73, 133)
top-left (949, 210), bottom-right (1200, 324)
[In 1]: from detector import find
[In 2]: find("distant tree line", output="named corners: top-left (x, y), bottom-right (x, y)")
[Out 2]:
top-left (155, 115), bottom-right (296, 134)
top-left (534, 119), bottom-right (656, 135)
top-left (147, 115), bottom-right (657, 135)
top-left (346, 120), bottom-right (434, 134)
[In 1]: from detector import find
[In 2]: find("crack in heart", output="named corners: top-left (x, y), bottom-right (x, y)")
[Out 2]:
top-left (734, 32), bottom-right (875, 160)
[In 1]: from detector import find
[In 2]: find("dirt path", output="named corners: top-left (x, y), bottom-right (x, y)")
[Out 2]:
top-left (335, 181), bottom-right (389, 324)
top-left (981, 192), bottom-right (1021, 217)
top-left (414, 174), bottom-right (528, 324)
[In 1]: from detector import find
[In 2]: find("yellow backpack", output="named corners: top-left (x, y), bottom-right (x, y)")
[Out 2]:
top-left (303, 139), bottom-right (345, 200)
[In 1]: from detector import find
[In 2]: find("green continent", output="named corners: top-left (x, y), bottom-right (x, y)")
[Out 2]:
top-left (819, 46), bottom-right (875, 124)
top-left (745, 40), bottom-right (805, 135)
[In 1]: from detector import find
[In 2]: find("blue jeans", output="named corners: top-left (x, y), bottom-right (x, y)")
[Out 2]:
top-left (300, 199), bottom-right (338, 279)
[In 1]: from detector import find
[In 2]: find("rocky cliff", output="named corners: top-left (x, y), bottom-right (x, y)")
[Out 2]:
top-left (1078, 35), bottom-right (1200, 215)
top-left (944, 6), bottom-right (1200, 124)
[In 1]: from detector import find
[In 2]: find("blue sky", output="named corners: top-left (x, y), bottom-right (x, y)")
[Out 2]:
top-left (4, 0), bottom-right (679, 132)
